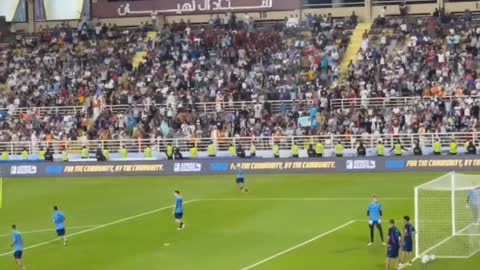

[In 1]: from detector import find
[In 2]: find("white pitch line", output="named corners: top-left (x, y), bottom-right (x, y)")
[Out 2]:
top-left (0, 200), bottom-right (196, 257)
top-left (200, 197), bottom-right (411, 201)
top-left (412, 222), bottom-right (478, 263)
top-left (0, 224), bottom-right (102, 238)
top-left (240, 220), bottom-right (357, 270)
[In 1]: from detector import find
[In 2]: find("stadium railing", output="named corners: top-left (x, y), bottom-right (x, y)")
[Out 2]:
top-left (2, 132), bottom-right (479, 155)
top-left (4, 95), bottom-right (474, 119)
top-left (5, 99), bottom-right (314, 117)
top-left (330, 96), bottom-right (464, 110)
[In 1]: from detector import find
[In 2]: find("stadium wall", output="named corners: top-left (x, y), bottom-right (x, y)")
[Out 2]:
top-left (3, 156), bottom-right (480, 177)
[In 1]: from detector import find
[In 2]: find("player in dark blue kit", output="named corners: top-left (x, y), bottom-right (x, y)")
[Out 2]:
top-left (399, 216), bottom-right (416, 268)
top-left (368, 196), bottom-right (385, 246)
top-left (467, 187), bottom-right (480, 224)
top-left (11, 225), bottom-right (26, 270)
top-left (173, 190), bottom-right (185, 230)
top-left (386, 219), bottom-right (401, 270)
top-left (53, 206), bottom-right (68, 246)
top-left (235, 163), bottom-right (248, 192)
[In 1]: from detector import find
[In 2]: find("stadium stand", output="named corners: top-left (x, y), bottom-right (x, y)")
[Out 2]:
top-left (0, 13), bottom-right (355, 157)
top-left (1, 5), bottom-right (480, 160)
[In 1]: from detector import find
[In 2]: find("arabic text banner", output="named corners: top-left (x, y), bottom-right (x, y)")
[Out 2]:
top-left (92, 0), bottom-right (301, 18)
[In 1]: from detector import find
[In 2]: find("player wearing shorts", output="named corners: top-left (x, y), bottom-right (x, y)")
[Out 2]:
top-left (173, 190), bottom-right (185, 230)
top-left (11, 225), bottom-right (25, 270)
top-left (399, 216), bottom-right (415, 268)
top-left (53, 206), bottom-right (68, 246)
top-left (236, 163), bottom-right (248, 192)
top-left (386, 219), bottom-right (401, 270)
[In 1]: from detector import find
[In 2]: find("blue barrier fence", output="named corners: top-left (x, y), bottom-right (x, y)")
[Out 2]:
top-left (3, 156), bottom-right (480, 177)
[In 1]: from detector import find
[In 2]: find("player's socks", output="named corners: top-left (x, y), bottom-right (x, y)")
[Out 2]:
top-left (378, 227), bottom-right (385, 243)
top-left (370, 225), bottom-right (375, 245)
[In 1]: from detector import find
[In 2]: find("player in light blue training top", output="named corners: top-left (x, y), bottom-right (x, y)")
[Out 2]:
top-left (53, 206), bottom-right (68, 246)
top-left (467, 187), bottom-right (480, 224)
top-left (173, 190), bottom-right (185, 230)
top-left (235, 163), bottom-right (248, 192)
top-left (368, 196), bottom-right (385, 246)
top-left (11, 225), bottom-right (26, 270)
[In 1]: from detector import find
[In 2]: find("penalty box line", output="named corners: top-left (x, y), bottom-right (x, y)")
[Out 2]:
top-left (0, 200), bottom-right (198, 257)
top-left (240, 220), bottom-right (357, 270)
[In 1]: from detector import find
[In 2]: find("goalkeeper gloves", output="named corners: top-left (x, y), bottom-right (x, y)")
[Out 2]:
top-left (368, 219), bottom-right (381, 225)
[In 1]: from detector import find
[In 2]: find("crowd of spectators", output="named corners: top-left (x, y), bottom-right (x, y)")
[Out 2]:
top-left (3, 7), bottom-right (480, 151)
top-left (337, 8), bottom-right (480, 139)
top-left (0, 13), bottom-right (353, 146)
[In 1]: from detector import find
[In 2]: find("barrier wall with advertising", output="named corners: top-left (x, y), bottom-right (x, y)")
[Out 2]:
top-left (92, 0), bottom-right (301, 18)
top-left (4, 156), bottom-right (480, 177)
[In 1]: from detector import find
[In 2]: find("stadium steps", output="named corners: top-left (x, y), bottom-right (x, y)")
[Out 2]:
top-left (340, 22), bottom-right (372, 78)
top-left (132, 31), bottom-right (158, 69)
top-left (145, 31), bottom-right (157, 42)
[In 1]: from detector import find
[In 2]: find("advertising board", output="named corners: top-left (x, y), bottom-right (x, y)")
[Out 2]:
top-left (3, 156), bottom-right (480, 178)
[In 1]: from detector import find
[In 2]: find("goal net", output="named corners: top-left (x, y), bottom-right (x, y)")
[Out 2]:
top-left (415, 172), bottom-right (480, 259)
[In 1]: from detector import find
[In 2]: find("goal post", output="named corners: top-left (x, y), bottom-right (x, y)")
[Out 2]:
top-left (415, 172), bottom-right (480, 259)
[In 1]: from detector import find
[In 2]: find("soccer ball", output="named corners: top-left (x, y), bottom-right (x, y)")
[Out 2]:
top-left (421, 255), bottom-right (430, 264)
top-left (430, 254), bottom-right (436, 261)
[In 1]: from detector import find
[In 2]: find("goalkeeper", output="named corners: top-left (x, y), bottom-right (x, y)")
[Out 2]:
top-left (467, 187), bottom-right (480, 224)
top-left (367, 196), bottom-right (385, 246)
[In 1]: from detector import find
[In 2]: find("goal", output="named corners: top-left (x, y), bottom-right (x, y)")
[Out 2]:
top-left (415, 172), bottom-right (480, 259)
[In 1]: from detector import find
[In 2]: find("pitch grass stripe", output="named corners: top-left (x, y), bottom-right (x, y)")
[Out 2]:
top-left (0, 225), bottom-right (103, 238)
top-left (200, 197), bottom-right (410, 201)
top-left (0, 177), bottom-right (2, 208)
top-left (240, 220), bottom-right (356, 270)
top-left (0, 200), bottom-right (196, 257)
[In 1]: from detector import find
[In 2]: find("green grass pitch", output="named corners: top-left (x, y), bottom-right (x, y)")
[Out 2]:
top-left (0, 172), bottom-right (479, 270)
